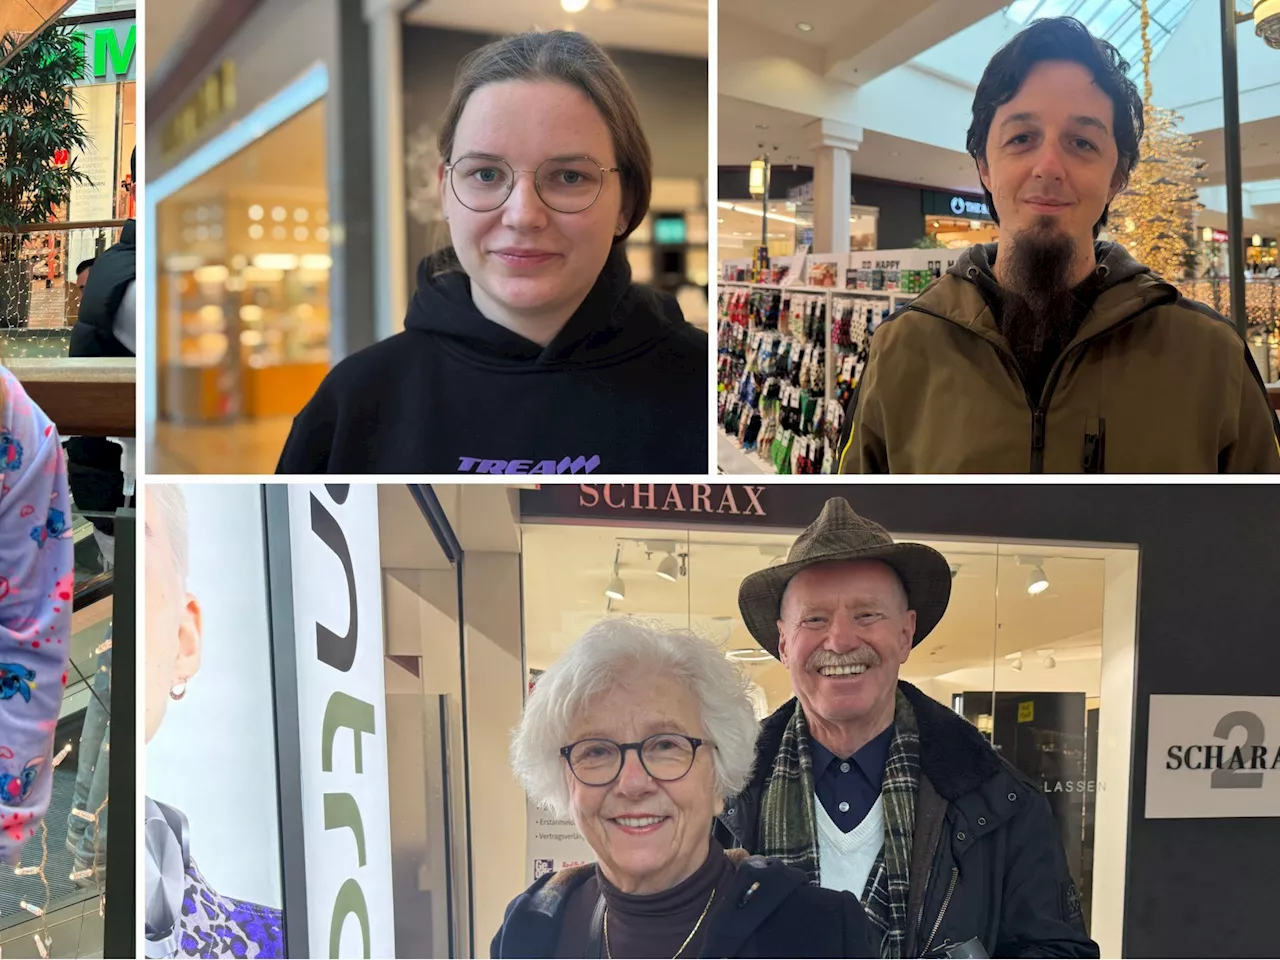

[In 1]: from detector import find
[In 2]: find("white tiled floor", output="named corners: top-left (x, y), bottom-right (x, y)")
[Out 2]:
top-left (717, 430), bottom-right (775, 475)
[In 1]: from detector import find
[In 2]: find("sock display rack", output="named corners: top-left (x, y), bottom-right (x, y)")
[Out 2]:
top-left (717, 249), bottom-right (954, 474)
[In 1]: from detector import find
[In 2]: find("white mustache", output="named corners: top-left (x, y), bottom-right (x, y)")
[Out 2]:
top-left (807, 649), bottom-right (880, 670)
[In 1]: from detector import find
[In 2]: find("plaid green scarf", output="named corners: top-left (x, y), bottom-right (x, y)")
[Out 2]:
top-left (758, 687), bottom-right (921, 958)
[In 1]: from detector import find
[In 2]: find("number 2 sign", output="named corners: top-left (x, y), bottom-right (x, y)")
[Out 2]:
top-left (1146, 695), bottom-right (1280, 818)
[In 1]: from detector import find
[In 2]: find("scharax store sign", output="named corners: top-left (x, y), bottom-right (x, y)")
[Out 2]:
top-left (1146, 695), bottom-right (1280, 819)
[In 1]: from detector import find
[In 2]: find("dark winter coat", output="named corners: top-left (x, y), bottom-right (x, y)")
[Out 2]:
top-left (714, 683), bottom-right (1100, 958)
top-left (490, 849), bottom-right (878, 958)
top-left (66, 218), bottom-right (134, 536)
top-left (838, 242), bottom-right (1280, 473)
top-left (70, 219), bottom-right (134, 359)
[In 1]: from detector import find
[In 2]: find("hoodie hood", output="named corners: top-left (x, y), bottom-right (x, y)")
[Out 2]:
top-left (405, 244), bottom-right (683, 368)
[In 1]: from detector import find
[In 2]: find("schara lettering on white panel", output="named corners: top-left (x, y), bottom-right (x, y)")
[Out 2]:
top-left (1145, 695), bottom-right (1280, 819)
top-left (288, 485), bottom-right (396, 957)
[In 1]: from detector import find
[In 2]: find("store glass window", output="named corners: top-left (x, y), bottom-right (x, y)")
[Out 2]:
top-left (716, 201), bottom-right (879, 261)
top-left (521, 524), bottom-right (1137, 952)
top-left (156, 100), bottom-right (330, 427)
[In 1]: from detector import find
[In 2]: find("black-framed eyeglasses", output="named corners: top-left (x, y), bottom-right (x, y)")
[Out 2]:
top-left (444, 154), bottom-right (621, 214)
top-left (560, 733), bottom-right (706, 786)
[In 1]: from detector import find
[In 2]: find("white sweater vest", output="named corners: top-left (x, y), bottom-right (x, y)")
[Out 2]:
top-left (815, 792), bottom-right (885, 898)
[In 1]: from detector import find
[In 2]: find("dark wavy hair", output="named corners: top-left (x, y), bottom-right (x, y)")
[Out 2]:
top-left (965, 16), bottom-right (1144, 239)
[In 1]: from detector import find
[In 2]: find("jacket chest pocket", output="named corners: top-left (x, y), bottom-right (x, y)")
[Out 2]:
top-left (1047, 341), bottom-right (1227, 472)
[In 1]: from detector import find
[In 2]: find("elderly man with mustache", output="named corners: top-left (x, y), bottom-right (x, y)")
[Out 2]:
top-left (716, 499), bottom-right (1098, 958)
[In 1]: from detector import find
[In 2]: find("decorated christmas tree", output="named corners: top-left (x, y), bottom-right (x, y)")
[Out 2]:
top-left (1108, 0), bottom-right (1207, 281)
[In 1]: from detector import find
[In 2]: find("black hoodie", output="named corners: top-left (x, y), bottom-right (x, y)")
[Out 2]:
top-left (276, 247), bottom-right (708, 474)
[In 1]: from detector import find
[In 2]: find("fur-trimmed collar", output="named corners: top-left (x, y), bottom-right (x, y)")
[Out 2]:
top-left (745, 682), bottom-right (1005, 803)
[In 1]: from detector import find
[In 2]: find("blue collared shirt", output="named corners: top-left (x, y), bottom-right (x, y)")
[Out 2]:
top-left (808, 724), bottom-right (894, 833)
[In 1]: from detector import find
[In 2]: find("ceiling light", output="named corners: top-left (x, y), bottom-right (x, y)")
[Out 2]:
top-left (252, 254), bottom-right (299, 270)
top-left (561, 0), bottom-right (589, 11)
top-left (1252, 233), bottom-right (1263, 247)
top-left (1026, 565), bottom-right (1049, 595)
top-left (1005, 652), bottom-right (1024, 672)
top-left (605, 545), bottom-right (625, 600)
top-left (657, 553), bottom-right (679, 581)
top-left (605, 573), bottom-right (625, 600)
top-left (1255, 0), bottom-right (1280, 48)
top-left (1038, 649), bottom-right (1057, 669)
top-left (796, 21), bottom-right (813, 31)
top-left (726, 648), bottom-right (775, 663)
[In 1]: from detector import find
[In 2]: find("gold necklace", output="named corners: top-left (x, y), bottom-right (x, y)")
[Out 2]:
top-left (604, 885), bottom-right (716, 960)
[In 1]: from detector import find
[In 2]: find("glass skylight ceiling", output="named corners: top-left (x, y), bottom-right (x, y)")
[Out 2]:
top-left (1004, 0), bottom-right (1195, 81)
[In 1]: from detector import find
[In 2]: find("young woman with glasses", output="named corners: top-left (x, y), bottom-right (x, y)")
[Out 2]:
top-left (277, 31), bottom-right (708, 475)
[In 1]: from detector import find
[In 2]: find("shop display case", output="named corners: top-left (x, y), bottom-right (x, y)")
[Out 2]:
top-left (155, 99), bottom-right (331, 427)
top-left (159, 195), bottom-right (332, 424)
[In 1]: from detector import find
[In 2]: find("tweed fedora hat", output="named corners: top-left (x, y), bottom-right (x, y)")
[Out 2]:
top-left (738, 498), bottom-right (952, 658)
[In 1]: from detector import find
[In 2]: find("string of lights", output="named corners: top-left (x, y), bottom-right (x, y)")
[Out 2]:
top-left (1109, 0), bottom-right (1209, 283)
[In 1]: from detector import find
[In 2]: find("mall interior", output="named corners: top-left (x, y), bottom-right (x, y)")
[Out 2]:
top-left (716, 0), bottom-right (1280, 475)
top-left (150, 481), bottom-right (1277, 960)
top-left (144, 0), bottom-right (710, 474)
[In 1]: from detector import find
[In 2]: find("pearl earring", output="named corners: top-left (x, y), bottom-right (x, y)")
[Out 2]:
top-left (170, 681), bottom-right (187, 701)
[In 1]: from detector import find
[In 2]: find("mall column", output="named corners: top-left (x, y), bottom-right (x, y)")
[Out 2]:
top-left (806, 119), bottom-right (862, 254)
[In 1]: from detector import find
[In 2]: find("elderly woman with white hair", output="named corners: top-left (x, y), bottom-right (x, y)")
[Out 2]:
top-left (493, 617), bottom-right (876, 958)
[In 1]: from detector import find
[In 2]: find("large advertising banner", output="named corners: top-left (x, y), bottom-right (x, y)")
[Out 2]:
top-left (286, 485), bottom-right (396, 958)
top-left (145, 484), bottom-right (285, 958)
top-left (68, 82), bottom-right (117, 271)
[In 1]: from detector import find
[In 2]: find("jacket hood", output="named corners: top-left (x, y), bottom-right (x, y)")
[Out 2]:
top-left (406, 244), bottom-right (683, 368)
top-left (953, 240), bottom-right (1152, 294)
top-left (935, 241), bottom-right (1177, 343)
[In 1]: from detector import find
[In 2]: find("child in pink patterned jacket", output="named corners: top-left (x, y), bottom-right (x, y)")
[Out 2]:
top-left (0, 367), bottom-right (74, 863)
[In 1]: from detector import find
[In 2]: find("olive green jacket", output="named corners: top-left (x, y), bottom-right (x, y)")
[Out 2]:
top-left (838, 242), bottom-right (1280, 473)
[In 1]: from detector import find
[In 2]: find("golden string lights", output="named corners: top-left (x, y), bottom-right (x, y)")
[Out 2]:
top-left (2, 709), bottom-right (110, 956)
top-left (1108, 0), bottom-right (1208, 282)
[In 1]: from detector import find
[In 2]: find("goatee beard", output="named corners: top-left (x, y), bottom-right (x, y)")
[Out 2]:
top-left (998, 218), bottom-right (1080, 380)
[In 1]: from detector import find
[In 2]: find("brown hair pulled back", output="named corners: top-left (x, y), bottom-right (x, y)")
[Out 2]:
top-left (438, 30), bottom-right (653, 243)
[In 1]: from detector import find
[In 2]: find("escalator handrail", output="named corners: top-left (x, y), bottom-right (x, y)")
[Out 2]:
top-left (73, 570), bottom-right (113, 612)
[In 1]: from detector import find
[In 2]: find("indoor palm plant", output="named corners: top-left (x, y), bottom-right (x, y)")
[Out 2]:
top-left (0, 27), bottom-right (91, 326)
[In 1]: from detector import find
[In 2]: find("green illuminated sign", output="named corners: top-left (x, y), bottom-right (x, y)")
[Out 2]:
top-left (70, 21), bottom-right (135, 85)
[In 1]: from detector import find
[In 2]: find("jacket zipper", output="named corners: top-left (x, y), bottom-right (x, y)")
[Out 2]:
top-left (902, 296), bottom-right (1173, 473)
top-left (923, 867), bottom-right (960, 956)
top-left (912, 825), bottom-right (944, 954)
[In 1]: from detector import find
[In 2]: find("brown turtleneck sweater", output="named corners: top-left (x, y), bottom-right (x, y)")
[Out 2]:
top-left (555, 839), bottom-right (733, 959)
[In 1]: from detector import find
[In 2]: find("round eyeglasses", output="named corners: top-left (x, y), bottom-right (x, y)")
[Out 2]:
top-left (445, 154), bottom-right (620, 214)
top-left (560, 734), bottom-right (706, 786)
